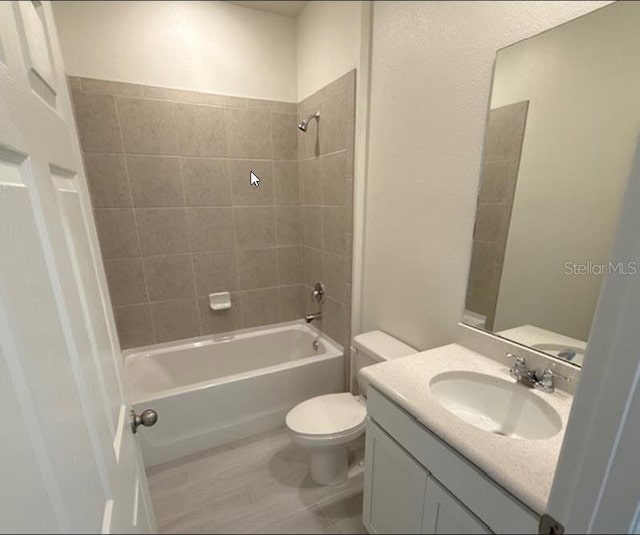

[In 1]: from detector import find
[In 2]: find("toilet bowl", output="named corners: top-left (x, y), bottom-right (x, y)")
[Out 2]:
top-left (286, 330), bottom-right (416, 486)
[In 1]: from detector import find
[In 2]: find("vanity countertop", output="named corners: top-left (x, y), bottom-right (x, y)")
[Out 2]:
top-left (360, 343), bottom-right (574, 515)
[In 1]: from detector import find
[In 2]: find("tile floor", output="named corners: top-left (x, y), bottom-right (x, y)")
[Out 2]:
top-left (147, 428), bottom-right (366, 534)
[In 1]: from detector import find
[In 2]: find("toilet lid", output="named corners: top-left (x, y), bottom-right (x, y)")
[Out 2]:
top-left (286, 393), bottom-right (366, 435)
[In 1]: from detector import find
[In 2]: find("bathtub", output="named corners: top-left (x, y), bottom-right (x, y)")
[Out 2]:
top-left (124, 321), bottom-right (344, 466)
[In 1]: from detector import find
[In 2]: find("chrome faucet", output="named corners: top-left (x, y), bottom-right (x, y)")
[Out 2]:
top-left (305, 312), bottom-right (322, 324)
top-left (507, 353), bottom-right (570, 393)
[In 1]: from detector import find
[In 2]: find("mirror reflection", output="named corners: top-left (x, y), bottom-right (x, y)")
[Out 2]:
top-left (464, 2), bottom-right (640, 366)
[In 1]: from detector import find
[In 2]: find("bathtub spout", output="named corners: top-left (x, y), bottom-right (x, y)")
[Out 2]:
top-left (305, 312), bottom-right (322, 323)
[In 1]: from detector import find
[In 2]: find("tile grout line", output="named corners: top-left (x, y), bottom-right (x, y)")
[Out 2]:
top-left (111, 91), bottom-right (158, 345)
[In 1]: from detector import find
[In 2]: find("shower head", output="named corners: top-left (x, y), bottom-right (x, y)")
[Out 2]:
top-left (298, 111), bottom-right (320, 132)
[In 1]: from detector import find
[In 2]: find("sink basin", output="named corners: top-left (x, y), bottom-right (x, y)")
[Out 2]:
top-left (429, 371), bottom-right (562, 440)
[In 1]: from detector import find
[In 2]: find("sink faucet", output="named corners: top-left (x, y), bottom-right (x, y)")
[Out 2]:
top-left (507, 353), bottom-right (570, 393)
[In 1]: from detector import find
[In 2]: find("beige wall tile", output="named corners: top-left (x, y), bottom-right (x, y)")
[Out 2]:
top-left (67, 76), bottom-right (82, 90)
top-left (323, 252), bottom-right (346, 304)
top-left (484, 101), bottom-right (528, 162)
top-left (80, 77), bottom-right (143, 97)
top-left (198, 295), bottom-right (242, 335)
top-left (469, 240), bottom-right (499, 284)
top-left (322, 206), bottom-right (344, 254)
top-left (182, 159), bottom-right (231, 206)
top-left (114, 304), bottom-right (155, 348)
top-left (193, 251), bottom-right (238, 295)
top-left (117, 97), bottom-right (178, 155)
top-left (275, 206), bottom-right (301, 246)
top-left (136, 208), bottom-right (190, 255)
top-left (229, 159), bottom-right (273, 205)
top-left (127, 155), bottom-right (184, 207)
top-left (226, 108), bottom-right (272, 159)
top-left (104, 258), bottom-right (147, 306)
top-left (271, 113), bottom-right (298, 161)
top-left (239, 288), bottom-right (280, 328)
top-left (150, 298), bottom-right (200, 343)
top-left (474, 203), bottom-right (508, 243)
top-left (233, 207), bottom-right (275, 248)
top-left (324, 297), bottom-right (348, 349)
top-left (273, 161), bottom-right (299, 205)
top-left (84, 153), bottom-right (131, 208)
top-left (236, 248), bottom-right (278, 290)
top-left (300, 158), bottom-right (322, 204)
top-left (345, 118), bottom-right (355, 178)
top-left (479, 160), bottom-right (515, 203)
top-left (279, 285), bottom-right (304, 322)
top-left (186, 207), bottom-right (235, 252)
top-left (200, 93), bottom-right (249, 108)
top-left (345, 179), bottom-right (354, 233)
top-left (303, 247), bottom-right (323, 287)
top-left (321, 151), bottom-right (346, 206)
top-left (319, 90), bottom-right (348, 155)
top-left (345, 233), bottom-right (353, 284)
top-left (303, 206), bottom-right (322, 249)
top-left (93, 209), bottom-right (140, 259)
top-left (277, 246), bottom-right (303, 285)
top-left (176, 103), bottom-right (227, 157)
top-left (143, 85), bottom-right (201, 103)
top-left (71, 91), bottom-right (122, 153)
top-left (143, 254), bottom-right (196, 301)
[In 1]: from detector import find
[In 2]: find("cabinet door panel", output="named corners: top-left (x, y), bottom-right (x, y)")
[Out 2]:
top-left (363, 419), bottom-right (428, 534)
top-left (423, 476), bottom-right (492, 534)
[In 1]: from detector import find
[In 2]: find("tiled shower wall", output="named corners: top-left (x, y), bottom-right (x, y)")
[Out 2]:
top-left (298, 71), bottom-right (356, 351)
top-left (466, 101), bottom-right (528, 329)
top-left (70, 77), bottom-right (303, 349)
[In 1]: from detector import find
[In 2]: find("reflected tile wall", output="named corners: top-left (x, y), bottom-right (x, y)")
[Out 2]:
top-left (70, 76), bottom-right (301, 348)
top-left (466, 101), bottom-right (529, 329)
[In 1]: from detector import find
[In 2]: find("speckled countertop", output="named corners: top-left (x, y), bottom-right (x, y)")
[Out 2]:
top-left (360, 343), bottom-right (574, 515)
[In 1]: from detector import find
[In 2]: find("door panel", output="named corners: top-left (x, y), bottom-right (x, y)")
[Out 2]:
top-left (0, 2), bottom-right (155, 532)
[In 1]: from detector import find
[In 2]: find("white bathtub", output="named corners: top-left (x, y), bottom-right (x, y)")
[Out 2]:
top-left (124, 321), bottom-right (344, 466)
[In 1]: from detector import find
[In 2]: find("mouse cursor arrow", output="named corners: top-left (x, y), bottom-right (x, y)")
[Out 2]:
top-left (250, 171), bottom-right (260, 187)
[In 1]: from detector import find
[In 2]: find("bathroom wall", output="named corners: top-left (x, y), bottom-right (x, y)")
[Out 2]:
top-left (299, 71), bottom-right (356, 352)
top-left (296, 1), bottom-right (363, 100)
top-left (52, 1), bottom-right (297, 101)
top-left (360, 1), bottom-right (611, 351)
top-left (491, 1), bottom-right (640, 341)
top-left (466, 102), bottom-right (528, 330)
top-left (70, 77), bottom-right (300, 348)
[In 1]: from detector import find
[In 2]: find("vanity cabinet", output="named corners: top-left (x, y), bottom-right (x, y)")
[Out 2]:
top-left (363, 387), bottom-right (540, 534)
top-left (364, 420), bottom-right (490, 534)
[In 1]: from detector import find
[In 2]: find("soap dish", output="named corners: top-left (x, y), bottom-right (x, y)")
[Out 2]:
top-left (209, 292), bottom-right (231, 311)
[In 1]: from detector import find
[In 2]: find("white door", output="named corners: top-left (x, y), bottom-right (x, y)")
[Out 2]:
top-left (363, 419), bottom-right (429, 534)
top-left (543, 139), bottom-right (640, 533)
top-left (0, 2), bottom-right (156, 533)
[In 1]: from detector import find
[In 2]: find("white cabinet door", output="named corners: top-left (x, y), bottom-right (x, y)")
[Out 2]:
top-left (363, 419), bottom-right (429, 534)
top-left (422, 476), bottom-right (491, 534)
top-left (0, 2), bottom-right (155, 532)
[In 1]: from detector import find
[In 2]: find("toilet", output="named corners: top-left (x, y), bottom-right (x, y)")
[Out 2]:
top-left (286, 330), bottom-right (416, 485)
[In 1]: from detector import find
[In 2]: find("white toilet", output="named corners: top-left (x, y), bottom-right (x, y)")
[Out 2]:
top-left (286, 330), bottom-right (416, 486)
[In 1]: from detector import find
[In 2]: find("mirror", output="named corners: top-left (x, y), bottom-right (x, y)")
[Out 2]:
top-left (464, 2), bottom-right (640, 367)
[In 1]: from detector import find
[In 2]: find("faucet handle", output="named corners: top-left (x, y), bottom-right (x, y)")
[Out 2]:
top-left (506, 352), bottom-right (525, 366)
top-left (534, 368), bottom-right (571, 393)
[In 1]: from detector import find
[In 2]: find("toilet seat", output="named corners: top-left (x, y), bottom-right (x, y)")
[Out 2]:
top-left (286, 393), bottom-right (366, 444)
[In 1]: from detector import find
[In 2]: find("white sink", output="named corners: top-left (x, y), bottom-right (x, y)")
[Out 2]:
top-left (429, 371), bottom-right (562, 440)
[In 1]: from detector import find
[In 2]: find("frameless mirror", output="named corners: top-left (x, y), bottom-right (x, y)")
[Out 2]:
top-left (464, 2), bottom-right (640, 367)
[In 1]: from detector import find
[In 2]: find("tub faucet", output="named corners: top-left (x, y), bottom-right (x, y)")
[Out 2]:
top-left (305, 312), bottom-right (322, 324)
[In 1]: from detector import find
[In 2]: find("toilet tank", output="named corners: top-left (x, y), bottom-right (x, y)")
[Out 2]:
top-left (351, 330), bottom-right (416, 395)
